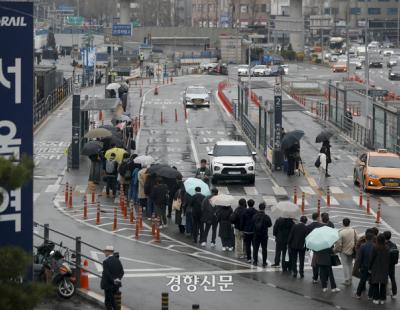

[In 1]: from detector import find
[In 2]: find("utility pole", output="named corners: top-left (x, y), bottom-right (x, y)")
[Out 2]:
top-left (364, 17), bottom-right (370, 130)
top-left (346, 1), bottom-right (350, 78)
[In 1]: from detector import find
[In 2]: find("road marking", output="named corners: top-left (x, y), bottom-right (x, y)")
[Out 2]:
top-left (347, 155), bottom-right (357, 161)
top-left (272, 186), bottom-right (288, 197)
top-left (300, 186), bottom-right (315, 195)
top-left (352, 196), bottom-right (367, 208)
top-left (45, 184), bottom-right (60, 193)
top-left (244, 186), bottom-right (258, 196)
top-left (216, 186), bottom-right (229, 194)
top-left (186, 126), bottom-right (200, 168)
top-left (329, 186), bottom-right (344, 194)
top-left (263, 195), bottom-right (277, 206)
top-left (380, 196), bottom-right (398, 207)
top-left (321, 196), bottom-right (340, 205)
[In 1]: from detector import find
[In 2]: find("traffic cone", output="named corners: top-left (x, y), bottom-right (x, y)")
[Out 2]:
top-left (69, 186), bottom-right (73, 209)
top-left (83, 195), bottom-right (88, 220)
top-left (112, 207), bottom-right (117, 231)
top-left (80, 259), bottom-right (89, 289)
top-left (301, 192), bottom-right (305, 214)
top-left (96, 201), bottom-right (101, 225)
top-left (376, 204), bottom-right (381, 224)
top-left (293, 186), bottom-right (297, 205)
top-left (65, 182), bottom-right (69, 204)
top-left (326, 186), bottom-right (331, 207)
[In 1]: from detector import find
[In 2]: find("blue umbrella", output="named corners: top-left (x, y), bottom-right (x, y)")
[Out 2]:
top-left (305, 226), bottom-right (339, 251)
top-left (184, 177), bottom-right (210, 196)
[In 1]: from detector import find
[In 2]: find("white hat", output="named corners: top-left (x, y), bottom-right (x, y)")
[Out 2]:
top-left (104, 245), bottom-right (114, 252)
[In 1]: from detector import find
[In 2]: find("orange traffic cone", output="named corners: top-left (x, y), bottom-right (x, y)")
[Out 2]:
top-left (80, 260), bottom-right (89, 289)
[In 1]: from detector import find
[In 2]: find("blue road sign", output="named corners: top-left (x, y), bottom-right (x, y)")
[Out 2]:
top-left (112, 24), bottom-right (132, 36)
top-left (0, 2), bottom-right (34, 259)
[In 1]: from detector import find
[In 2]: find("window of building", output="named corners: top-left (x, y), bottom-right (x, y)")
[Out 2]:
top-left (368, 8), bottom-right (381, 15)
top-left (261, 4), bottom-right (267, 12)
top-left (254, 4), bottom-right (260, 13)
top-left (240, 5), bottom-right (248, 13)
top-left (387, 7), bottom-right (398, 15)
top-left (350, 7), bottom-right (361, 15)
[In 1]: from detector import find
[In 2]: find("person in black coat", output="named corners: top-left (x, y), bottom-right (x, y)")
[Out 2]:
top-left (101, 246), bottom-right (124, 310)
top-left (321, 212), bottom-right (334, 228)
top-left (384, 231), bottom-right (398, 298)
top-left (190, 187), bottom-right (205, 243)
top-left (288, 216), bottom-right (308, 278)
top-left (240, 199), bottom-right (257, 263)
top-left (150, 178), bottom-right (169, 226)
top-left (355, 231), bottom-right (375, 298)
top-left (315, 247), bottom-right (339, 292)
top-left (252, 203), bottom-right (272, 267)
top-left (322, 140), bottom-right (331, 177)
top-left (369, 234), bottom-right (390, 304)
top-left (199, 188), bottom-right (219, 247)
top-left (230, 198), bottom-right (247, 258)
top-left (307, 212), bottom-right (323, 282)
top-left (217, 204), bottom-right (234, 250)
top-left (272, 217), bottom-right (295, 270)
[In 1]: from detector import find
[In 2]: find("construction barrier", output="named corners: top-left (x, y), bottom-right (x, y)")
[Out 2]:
top-left (139, 207), bottom-right (143, 230)
top-left (326, 187), bottom-right (330, 207)
top-left (366, 194), bottom-right (371, 214)
top-left (359, 186), bottom-right (363, 208)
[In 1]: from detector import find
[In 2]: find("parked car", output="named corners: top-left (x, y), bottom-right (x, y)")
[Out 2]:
top-left (389, 66), bottom-right (400, 80)
top-left (200, 62), bottom-right (219, 71)
top-left (237, 65), bottom-right (249, 76)
top-left (369, 56), bottom-right (384, 68)
top-left (268, 65), bottom-right (285, 76)
top-left (250, 65), bottom-right (270, 77)
top-left (208, 141), bottom-right (256, 185)
top-left (387, 56), bottom-right (399, 68)
top-left (183, 85), bottom-right (211, 108)
top-left (349, 59), bottom-right (362, 70)
top-left (382, 49), bottom-right (394, 57)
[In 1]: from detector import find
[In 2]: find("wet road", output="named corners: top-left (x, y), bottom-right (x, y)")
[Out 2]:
top-left (35, 73), bottom-right (399, 310)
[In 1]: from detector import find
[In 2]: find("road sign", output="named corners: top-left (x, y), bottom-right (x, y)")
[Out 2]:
top-left (273, 83), bottom-right (283, 169)
top-left (0, 2), bottom-right (34, 261)
top-left (65, 16), bottom-right (84, 26)
top-left (112, 24), bottom-right (132, 36)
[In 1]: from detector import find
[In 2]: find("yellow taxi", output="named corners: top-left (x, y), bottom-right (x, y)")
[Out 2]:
top-left (353, 149), bottom-right (400, 191)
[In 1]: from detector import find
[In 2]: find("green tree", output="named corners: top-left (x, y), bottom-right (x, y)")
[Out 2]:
top-left (0, 157), bottom-right (50, 310)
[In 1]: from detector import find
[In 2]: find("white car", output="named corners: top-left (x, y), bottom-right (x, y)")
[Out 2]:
top-left (250, 65), bottom-right (269, 77)
top-left (281, 64), bottom-right (289, 75)
top-left (382, 49), bottom-right (394, 57)
top-left (350, 59), bottom-right (362, 70)
top-left (183, 85), bottom-right (211, 108)
top-left (208, 141), bottom-right (256, 184)
top-left (200, 62), bottom-right (218, 71)
top-left (237, 65), bottom-right (249, 76)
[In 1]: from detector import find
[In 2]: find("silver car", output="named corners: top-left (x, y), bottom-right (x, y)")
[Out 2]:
top-left (183, 86), bottom-right (211, 108)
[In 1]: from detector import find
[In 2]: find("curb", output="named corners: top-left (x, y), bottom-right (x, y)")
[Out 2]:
top-left (77, 288), bottom-right (131, 310)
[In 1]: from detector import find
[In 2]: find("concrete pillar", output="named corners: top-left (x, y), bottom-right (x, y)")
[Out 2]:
top-left (120, 0), bottom-right (130, 24)
top-left (289, 0), bottom-right (304, 52)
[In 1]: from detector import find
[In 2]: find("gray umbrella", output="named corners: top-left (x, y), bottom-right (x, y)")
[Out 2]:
top-left (316, 129), bottom-right (334, 143)
top-left (82, 141), bottom-right (103, 156)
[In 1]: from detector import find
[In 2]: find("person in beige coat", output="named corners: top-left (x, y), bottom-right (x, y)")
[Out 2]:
top-left (138, 166), bottom-right (148, 215)
top-left (334, 218), bottom-right (358, 286)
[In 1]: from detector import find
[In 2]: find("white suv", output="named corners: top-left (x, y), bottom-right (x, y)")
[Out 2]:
top-left (208, 141), bottom-right (256, 185)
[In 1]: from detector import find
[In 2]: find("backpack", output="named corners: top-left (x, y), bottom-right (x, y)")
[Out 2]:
top-left (105, 159), bottom-right (116, 174)
top-left (254, 215), bottom-right (265, 235)
top-left (389, 244), bottom-right (399, 265)
top-left (314, 155), bottom-right (321, 168)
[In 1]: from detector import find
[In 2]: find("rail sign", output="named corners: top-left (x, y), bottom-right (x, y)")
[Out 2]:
top-left (0, 2), bottom-right (33, 260)
top-left (112, 24), bottom-right (132, 36)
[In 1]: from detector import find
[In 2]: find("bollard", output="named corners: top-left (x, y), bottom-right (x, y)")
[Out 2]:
top-left (140, 87), bottom-right (142, 97)
top-left (65, 182), bottom-right (69, 204)
top-left (161, 111), bottom-right (163, 125)
top-left (359, 185), bottom-right (363, 208)
top-left (123, 196), bottom-right (128, 219)
top-left (161, 292), bottom-right (169, 310)
top-left (175, 108), bottom-right (178, 122)
top-left (80, 259), bottom-right (89, 289)
top-left (83, 195), bottom-right (88, 220)
top-left (139, 207), bottom-right (143, 230)
top-left (152, 212), bottom-right (156, 239)
top-left (376, 203), bottom-right (381, 224)
top-left (192, 305), bottom-right (200, 310)
top-left (326, 186), bottom-right (331, 208)
top-left (99, 110), bottom-right (103, 121)
top-left (135, 220), bottom-right (139, 240)
top-left (113, 207), bottom-right (118, 231)
top-left (366, 193), bottom-right (371, 214)
top-left (96, 201), bottom-right (101, 225)
top-left (156, 217), bottom-right (161, 243)
top-left (129, 205), bottom-right (135, 224)
top-left (293, 186), bottom-right (297, 205)
top-left (301, 192), bottom-right (305, 214)
top-left (154, 86), bottom-right (159, 95)
top-left (91, 190), bottom-right (95, 204)
top-left (69, 186), bottom-right (73, 209)
top-left (184, 107), bottom-right (188, 120)
top-left (317, 199), bottom-right (321, 217)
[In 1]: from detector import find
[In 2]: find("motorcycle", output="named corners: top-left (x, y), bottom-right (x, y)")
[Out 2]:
top-left (35, 242), bottom-right (76, 299)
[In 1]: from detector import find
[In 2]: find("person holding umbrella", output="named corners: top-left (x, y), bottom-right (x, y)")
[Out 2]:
top-left (281, 130), bottom-right (304, 176)
top-left (150, 178), bottom-right (169, 227)
top-left (216, 197), bottom-right (235, 251)
top-left (190, 187), bottom-right (205, 244)
top-left (316, 146), bottom-right (328, 190)
top-left (104, 153), bottom-right (118, 198)
top-left (316, 130), bottom-right (334, 177)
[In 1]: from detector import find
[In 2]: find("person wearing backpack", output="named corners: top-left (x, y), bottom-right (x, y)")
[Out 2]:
top-left (118, 153), bottom-right (131, 198)
top-left (384, 230), bottom-right (398, 299)
top-left (316, 146), bottom-right (327, 190)
top-left (230, 198), bottom-right (247, 258)
top-left (104, 153), bottom-right (118, 198)
top-left (252, 203), bottom-right (272, 268)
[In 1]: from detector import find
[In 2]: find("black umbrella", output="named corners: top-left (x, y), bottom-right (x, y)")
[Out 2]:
top-left (101, 135), bottom-right (124, 148)
top-left (147, 164), bottom-right (169, 175)
top-left (281, 130), bottom-right (305, 151)
top-left (99, 125), bottom-right (118, 133)
top-left (316, 129), bottom-right (334, 143)
top-left (82, 141), bottom-right (103, 156)
top-left (156, 166), bottom-right (182, 179)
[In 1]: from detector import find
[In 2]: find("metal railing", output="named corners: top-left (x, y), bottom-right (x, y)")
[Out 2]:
top-left (241, 114), bottom-right (257, 147)
top-left (33, 78), bottom-right (73, 128)
top-left (34, 222), bottom-right (104, 286)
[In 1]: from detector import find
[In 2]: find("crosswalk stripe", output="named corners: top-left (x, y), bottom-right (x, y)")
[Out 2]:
top-left (263, 196), bottom-right (277, 206)
top-left (300, 186), bottom-right (315, 195)
top-left (322, 196), bottom-right (340, 206)
top-left (352, 196), bottom-right (367, 208)
top-left (45, 184), bottom-right (60, 193)
top-left (329, 186), bottom-right (344, 194)
top-left (297, 200), bottom-right (310, 207)
top-left (216, 186), bottom-right (229, 194)
top-left (380, 197), bottom-right (398, 207)
top-left (244, 186), bottom-right (258, 196)
top-left (272, 186), bottom-right (288, 196)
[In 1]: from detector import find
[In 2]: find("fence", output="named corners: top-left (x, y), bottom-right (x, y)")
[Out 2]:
top-left (33, 78), bottom-right (73, 128)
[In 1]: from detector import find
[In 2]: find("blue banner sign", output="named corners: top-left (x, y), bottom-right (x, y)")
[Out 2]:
top-left (112, 24), bottom-right (132, 36)
top-left (0, 2), bottom-right (33, 258)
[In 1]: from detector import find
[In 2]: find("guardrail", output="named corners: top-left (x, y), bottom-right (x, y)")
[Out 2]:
top-left (33, 78), bottom-right (73, 129)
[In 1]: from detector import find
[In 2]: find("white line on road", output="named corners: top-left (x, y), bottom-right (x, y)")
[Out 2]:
top-left (216, 186), bottom-right (229, 194)
top-left (272, 186), bottom-right (288, 197)
top-left (380, 196), bottom-right (398, 207)
top-left (300, 186), bottom-right (315, 195)
top-left (329, 186), bottom-right (344, 194)
top-left (244, 186), bottom-right (258, 196)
